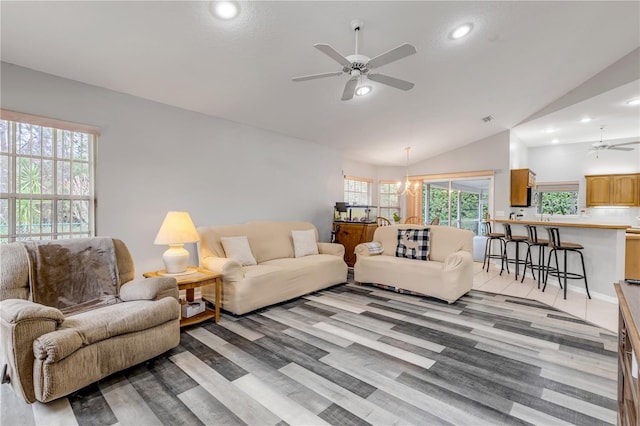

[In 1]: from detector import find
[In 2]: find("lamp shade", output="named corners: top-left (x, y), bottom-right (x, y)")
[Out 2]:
top-left (153, 211), bottom-right (199, 245)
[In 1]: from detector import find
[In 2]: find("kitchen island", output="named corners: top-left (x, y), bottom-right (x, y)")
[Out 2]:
top-left (493, 219), bottom-right (628, 299)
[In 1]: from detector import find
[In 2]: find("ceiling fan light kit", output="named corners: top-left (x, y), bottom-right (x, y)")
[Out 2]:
top-left (292, 19), bottom-right (417, 101)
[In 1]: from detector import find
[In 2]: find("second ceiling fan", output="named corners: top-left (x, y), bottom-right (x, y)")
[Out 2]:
top-left (292, 19), bottom-right (417, 101)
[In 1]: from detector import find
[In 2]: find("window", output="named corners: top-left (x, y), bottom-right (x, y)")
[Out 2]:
top-left (343, 176), bottom-right (371, 205)
top-left (378, 181), bottom-right (400, 221)
top-left (418, 171), bottom-right (494, 235)
top-left (0, 110), bottom-right (98, 242)
top-left (534, 182), bottom-right (579, 216)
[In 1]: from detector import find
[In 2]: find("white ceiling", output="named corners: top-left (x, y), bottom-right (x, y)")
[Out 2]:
top-left (1, 1), bottom-right (639, 166)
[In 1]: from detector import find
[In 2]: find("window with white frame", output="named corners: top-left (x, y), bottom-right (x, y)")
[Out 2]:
top-left (343, 176), bottom-right (372, 205)
top-left (0, 111), bottom-right (97, 242)
top-left (534, 182), bottom-right (579, 216)
top-left (378, 181), bottom-right (400, 221)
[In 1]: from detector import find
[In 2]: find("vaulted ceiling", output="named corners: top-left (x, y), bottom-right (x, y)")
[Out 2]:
top-left (1, 1), bottom-right (639, 165)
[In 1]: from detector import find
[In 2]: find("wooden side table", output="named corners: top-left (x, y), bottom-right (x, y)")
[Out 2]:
top-left (143, 267), bottom-right (222, 327)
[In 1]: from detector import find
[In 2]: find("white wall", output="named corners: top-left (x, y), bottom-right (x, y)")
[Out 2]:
top-left (392, 130), bottom-right (511, 218)
top-left (1, 62), bottom-right (343, 273)
top-left (509, 133), bottom-right (529, 169)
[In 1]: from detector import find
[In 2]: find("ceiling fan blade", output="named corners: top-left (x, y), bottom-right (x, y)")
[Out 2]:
top-left (314, 44), bottom-right (351, 67)
top-left (611, 141), bottom-right (640, 147)
top-left (341, 77), bottom-right (358, 101)
top-left (292, 71), bottom-right (343, 82)
top-left (368, 73), bottom-right (415, 91)
top-left (609, 147), bottom-right (635, 151)
top-left (367, 43), bottom-right (417, 69)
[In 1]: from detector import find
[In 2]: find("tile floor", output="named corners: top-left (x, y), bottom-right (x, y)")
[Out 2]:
top-left (473, 262), bottom-right (619, 333)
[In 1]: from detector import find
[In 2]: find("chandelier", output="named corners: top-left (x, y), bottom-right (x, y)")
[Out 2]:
top-left (398, 146), bottom-right (420, 196)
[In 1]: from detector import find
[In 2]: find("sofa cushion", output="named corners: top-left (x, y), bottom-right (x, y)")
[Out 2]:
top-left (374, 224), bottom-right (427, 257)
top-left (429, 226), bottom-right (473, 262)
top-left (221, 236), bottom-right (257, 266)
top-left (292, 229), bottom-right (319, 258)
top-left (395, 228), bottom-right (430, 261)
top-left (55, 298), bottom-right (179, 350)
top-left (198, 222), bottom-right (319, 264)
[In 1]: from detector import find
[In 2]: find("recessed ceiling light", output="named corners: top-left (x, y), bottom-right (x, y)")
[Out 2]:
top-left (355, 85), bottom-right (372, 96)
top-left (450, 23), bottom-right (473, 40)
top-left (551, 139), bottom-right (559, 144)
top-left (211, 1), bottom-right (239, 20)
top-left (543, 128), bottom-right (556, 134)
top-left (580, 117), bottom-right (592, 123)
top-left (626, 98), bottom-right (640, 106)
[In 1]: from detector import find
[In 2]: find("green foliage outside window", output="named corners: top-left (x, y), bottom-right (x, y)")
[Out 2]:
top-left (537, 191), bottom-right (578, 215)
top-left (0, 119), bottom-right (94, 241)
top-left (425, 185), bottom-right (488, 235)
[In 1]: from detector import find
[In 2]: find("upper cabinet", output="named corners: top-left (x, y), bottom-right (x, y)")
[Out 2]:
top-left (510, 168), bottom-right (536, 207)
top-left (586, 173), bottom-right (639, 207)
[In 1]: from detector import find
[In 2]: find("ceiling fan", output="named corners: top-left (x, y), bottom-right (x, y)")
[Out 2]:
top-left (589, 126), bottom-right (640, 155)
top-left (292, 19), bottom-right (417, 101)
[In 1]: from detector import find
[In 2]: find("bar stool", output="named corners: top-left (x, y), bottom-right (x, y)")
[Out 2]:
top-left (520, 225), bottom-right (551, 288)
top-left (500, 223), bottom-right (529, 279)
top-left (482, 221), bottom-right (506, 272)
top-left (543, 227), bottom-right (591, 300)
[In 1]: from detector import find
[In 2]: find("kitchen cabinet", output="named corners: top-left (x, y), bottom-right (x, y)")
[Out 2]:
top-left (510, 168), bottom-right (536, 207)
top-left (333, 222), bottom-right (377, 267)
top-left (613, 174), bottom-right (639, 206)
top-left (586, 173), bottom-right (640, 207)
top-left (626, 230), bottom-right (640, 280)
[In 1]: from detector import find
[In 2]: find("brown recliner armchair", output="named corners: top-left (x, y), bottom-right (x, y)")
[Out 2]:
top-left (0, 238), bottom-right (180, 403)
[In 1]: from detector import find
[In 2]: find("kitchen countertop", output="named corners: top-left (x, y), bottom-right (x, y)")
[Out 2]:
top-left (492, 219), bottom-right (629, 230)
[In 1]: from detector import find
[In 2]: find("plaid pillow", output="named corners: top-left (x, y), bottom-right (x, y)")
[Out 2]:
top-left (395, 228), bottom-right (430, 261)
top-left (363, 241), bottom-right (384, 255)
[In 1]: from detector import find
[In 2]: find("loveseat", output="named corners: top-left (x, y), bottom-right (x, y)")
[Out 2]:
top-left (354, 224), bottom-right (474, 303)
top-left (198, 221), bottom-right (348, 315)
top-left (0, 238), bottom-right (180, 403)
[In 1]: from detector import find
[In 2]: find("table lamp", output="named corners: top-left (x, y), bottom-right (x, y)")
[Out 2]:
top-left (153, 211), bottom-right (200, 274)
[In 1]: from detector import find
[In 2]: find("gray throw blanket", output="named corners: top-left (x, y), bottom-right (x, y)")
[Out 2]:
top-left (23, 238), bottom-right (120, 316)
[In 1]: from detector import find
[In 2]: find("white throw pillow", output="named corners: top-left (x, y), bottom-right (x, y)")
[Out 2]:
top-left (292, 229), bottom-right (319, 258)
top-left (220, 236), bottom-right (257, 266)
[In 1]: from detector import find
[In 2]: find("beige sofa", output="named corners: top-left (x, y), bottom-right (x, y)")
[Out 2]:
top-left (354, 224), bottom-right (474, 303)
top-left (0, 238), bottom-right (180, 403)
top-left (198, 221), bottom-right (348, 315)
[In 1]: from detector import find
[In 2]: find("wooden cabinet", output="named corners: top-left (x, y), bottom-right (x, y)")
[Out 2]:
top-left (614, 175), bottom-right (639, 206)
top-left (586, 175), bottom-right (612, 206)
top-left (510, 168), bottom-right (535, 207)
top-left (333, 222), bottom-right (377, 267)
top-left (614, 282), bottom-right (640, 426)
top-left (627, 232), bottom-right (640, 280)
top-left (586, 174), bottom-right (640, 207)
